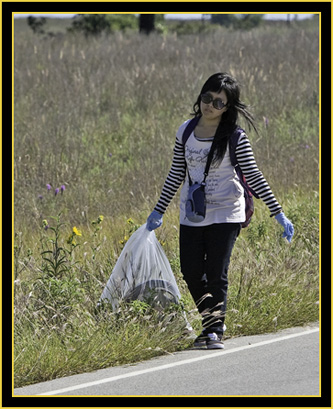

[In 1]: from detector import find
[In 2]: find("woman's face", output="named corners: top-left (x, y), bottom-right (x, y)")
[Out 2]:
top-left (200, 90), bottom-right (228, 121)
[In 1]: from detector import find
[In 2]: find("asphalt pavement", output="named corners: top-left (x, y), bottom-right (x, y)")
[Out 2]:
top-left (14, 323), bottom-right (319, 397)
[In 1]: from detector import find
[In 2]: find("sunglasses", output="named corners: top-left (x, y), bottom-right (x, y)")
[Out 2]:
top-left (201, 93), bottom-right (227, 110)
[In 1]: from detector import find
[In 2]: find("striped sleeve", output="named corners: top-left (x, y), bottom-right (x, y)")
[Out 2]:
top-left (235, 133), bottom-right (283, 217)
top-left (154, 138), bottom-right (186, 214)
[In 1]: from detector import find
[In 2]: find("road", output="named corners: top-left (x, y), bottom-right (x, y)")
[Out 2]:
top-left (14, 323), bottom-right (319, 397)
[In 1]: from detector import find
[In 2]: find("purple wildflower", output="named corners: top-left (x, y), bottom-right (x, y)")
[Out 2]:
top-left (55, 188), bottom-right (60, 196)
top-left (108, 153), bottom-right (113, 157)
top-left (38, 195), bottom-right (43, 200)
top-left (61, 185), bottom-right (66, 194)
top-left (46, 184), bottom-right (52, 191)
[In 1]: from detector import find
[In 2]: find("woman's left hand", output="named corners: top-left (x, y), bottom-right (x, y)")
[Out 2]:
top-left (275, 212), bottom-right (294, 242)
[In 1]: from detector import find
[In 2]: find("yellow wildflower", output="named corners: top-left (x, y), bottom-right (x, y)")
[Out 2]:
top-left (72, 226), bottom-right (82, 236)
top-left (119, 235), bottom-right (129, 245)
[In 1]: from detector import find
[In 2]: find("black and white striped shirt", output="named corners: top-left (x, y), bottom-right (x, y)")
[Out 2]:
top-left (154, 129), bottom-right (282, 218)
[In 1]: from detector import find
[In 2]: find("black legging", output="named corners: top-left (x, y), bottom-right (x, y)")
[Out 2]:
top-left (180, 223), bottom-right (241, 334)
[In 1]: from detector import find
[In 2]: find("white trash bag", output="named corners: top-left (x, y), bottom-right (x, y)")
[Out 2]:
top-left (98, 223), bottom-right (182, 311)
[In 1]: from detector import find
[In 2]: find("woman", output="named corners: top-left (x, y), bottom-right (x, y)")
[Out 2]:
top-left (146, 73), bottom-right (294, 349)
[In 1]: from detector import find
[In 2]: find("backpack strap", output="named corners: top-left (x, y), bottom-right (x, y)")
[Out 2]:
top-left (182, 116), bottom-right (201, 146)
top-left (228, 127), bottom-right (244, 167)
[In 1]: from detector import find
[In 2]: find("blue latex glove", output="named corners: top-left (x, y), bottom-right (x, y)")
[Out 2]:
top-left (146, 210), bottom-right (163, 231)
top-left (275, 212), bottom-right (294, 242)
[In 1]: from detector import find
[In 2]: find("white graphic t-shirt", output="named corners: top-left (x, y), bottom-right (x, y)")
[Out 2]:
top-left (177, 126), bottom-right (246, 226)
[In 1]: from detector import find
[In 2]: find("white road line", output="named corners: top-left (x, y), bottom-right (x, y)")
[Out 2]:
top-left (38, 327), bottom-right (319, 396)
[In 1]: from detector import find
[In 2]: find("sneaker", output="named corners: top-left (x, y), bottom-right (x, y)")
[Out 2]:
top-left (193, 325), bottom-right (226, 349)
top-left (206, 332), bottom-right (224, 349)
top-left (193, 332), bottom-right (209, 348)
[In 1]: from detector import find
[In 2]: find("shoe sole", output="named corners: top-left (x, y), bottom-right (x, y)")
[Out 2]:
top-left (207, 343), bottom-right (224, 349)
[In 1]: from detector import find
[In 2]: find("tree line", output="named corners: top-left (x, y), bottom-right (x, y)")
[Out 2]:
top-left (27, 14), bottom-right (267, 36)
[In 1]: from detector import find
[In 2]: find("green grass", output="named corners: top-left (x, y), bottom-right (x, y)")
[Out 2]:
top-left (14, 18), bottom-right (319, 388)
top-left (14, 300), bottom-right (192, 387)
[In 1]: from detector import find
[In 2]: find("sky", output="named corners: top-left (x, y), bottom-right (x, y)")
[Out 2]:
top-left (14, 13), bottom-right (315, 21)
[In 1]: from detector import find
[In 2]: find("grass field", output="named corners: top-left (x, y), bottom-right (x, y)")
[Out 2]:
top-left (14, 17), bottom-right (320, 388)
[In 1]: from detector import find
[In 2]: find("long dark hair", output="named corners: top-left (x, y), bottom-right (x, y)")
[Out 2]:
top-left (192, 72), bottom-right (257, 162)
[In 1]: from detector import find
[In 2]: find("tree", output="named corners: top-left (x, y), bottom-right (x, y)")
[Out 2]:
top-left (139, 14), bottom-right (155, 34)
top-left (211, 14), bottom-right (264, 30)
top-left (234, 14), bottom-right (264, 30)
top-left (211, 14), bottom-right (234, 27)
top-left (67, 14), bottom-right (138, 36)
top-left (68, 14), bottom-right (111, 36)
top-left (27, 16), bottom-right (46, 34)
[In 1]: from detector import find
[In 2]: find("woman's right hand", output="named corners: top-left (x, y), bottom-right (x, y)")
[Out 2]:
top-left (146, 210), bottom-right (163, 231)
